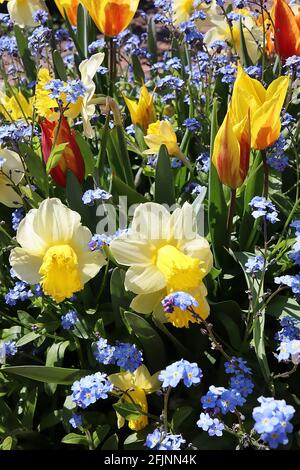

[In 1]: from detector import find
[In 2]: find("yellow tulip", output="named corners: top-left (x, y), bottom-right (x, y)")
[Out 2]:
top-left (231, 65), bottom-right (289, 150)
top-left (212, 105), bottom-right (250, 189)
top-left (54, 0), bottom-right (80, 26)
top-left (9, 198), bottom-right (106, 302)
top-left (80, 0), bottom-right (140, 37)
top-left (144, 120), bottom-right (182, 158)
top-left (110, 202), bottom-right (213, 328)
top-left (0, 91), bottom-right (33, 122)
top-left (123, 84), bottom-right (156, 133)
top-left (109, 365), bottom-right (160, 431)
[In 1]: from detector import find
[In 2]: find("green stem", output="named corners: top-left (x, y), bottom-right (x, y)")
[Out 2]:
top-left (226, 188), bottom-right (236, 247)
top-left (108, 37), bottom-right (116, 97)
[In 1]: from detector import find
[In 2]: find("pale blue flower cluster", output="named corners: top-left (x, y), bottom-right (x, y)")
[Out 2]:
top-left (5, 340), bottom-right (18, 357)
top-left (245, 255), bottom-right (265, 274)
top-left (71, 372), bottom-right (113, 409)
top-left (158, 359), bottom-right (203, 388)
top-left (289, 220), bottom-right (300, 266)
top-left (82, 188), bottom-right (112, 205)
top-left (69, 413), bottom-right (83, 429)
top-left (197, 413), bottom-right (224, 437)
top-left (145, 429), bottom-right (185, 450)
top-left (44, 79), bottom-right (86, 104)
top-left (249, 196), bottom-right (279, 224)
top-left (61, 310), bottom-right (78, 330)
top-left (161, 292), bottom-right (199, 314)
top-left (252, 397), bottom-right (295, 449)
top-left (94, 338), bottom-right (143, 372)
top-left (274, 275), bottom-right (300, 294)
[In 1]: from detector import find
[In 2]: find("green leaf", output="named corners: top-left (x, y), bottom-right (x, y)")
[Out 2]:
top-left (111, 175), bottom-right (147, 206)
top-left (208, 99), bottom-right (228, 267)
top-left (16, 332), bottom-right (41, 347)
top-left (266, 296), bottom-right (300, 321)
top-left (154, 144), bottom-right (176, 206)
top-left (0, 436), bottom-right (14, 450)
top-left (21, 387), bottom-right (38, 430)
top-left (101, 433), bottom-right (119, 450)
top-left (171, 406), bottom-right (193, 432)
top-left (46, 143), bottom-right (67, 173)
top-left (113, 402), bottom-right (142, 421)
top-left (147, 17), bottom-right (157, 63)
top-left (19, 143), bottom-right (49, 196)
top-left (210, 300), bottom-right (244, 350)
top-left (75, 133), bottom-right (95, 178)
top-left (45, 341), bottom-right (70, 394)
top-left (132, 54), bottom-right (145, 84)
top-left (61, 433), bottom-right (88, 446)
top-left (14, 25), bottom-right (36, 82)
top-left (2, 366), bottom-right (89, 385)
top-left (239, 152), bottom-right (263, 251)
top-left (92, 425), bottom-right (110, 449)
top-left (66, 171), bottom-right (95, 230)
top-left (122, 311), bottom-right (166, 371)
top-left (53, 50), bottom-right (68, 81)
top-left (239, 17), bottom-right (253, 68)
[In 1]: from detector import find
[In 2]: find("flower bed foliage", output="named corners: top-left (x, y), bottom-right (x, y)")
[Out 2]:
top-left (0, 0), bottom-right (299, 451)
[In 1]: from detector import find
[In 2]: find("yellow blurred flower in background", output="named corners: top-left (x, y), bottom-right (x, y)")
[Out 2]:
top-left (123, 83), bottom-right (156, 134)
top-left (109, 365), bottom-right (160, 431)
top-left (110, 202), bottom-right (213, 327)
top-left (10, 198), bottom-right (106, 302)
top-left (173, 0), bottom-right (218, 27)
top-left (144, 120), bottom-right (182, 158)
top-left (54, 0), bottom-right (80, 26)
top-left (0, 0), bottom-right (47, 27)
top-left (0, 90), bottom-right (33, 122)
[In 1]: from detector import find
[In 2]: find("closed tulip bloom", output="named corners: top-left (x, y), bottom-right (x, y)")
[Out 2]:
top-left (123, 84), bottom-right (156, 134)
top-left (40, 115), bottom-right (85, 187)
top-left (9, 198), bottom-right (106, 303)
top-left (0, 148), bottom-right (25, 207)
top-left (80, 0), bottom-right (140, 37)
top-left (110, 202), bottom-right (213, 328)
top-left (272, 0), bottom-right (300, 59)
top-left (212, 106), bottom-right (250, 189)
top-left (231, 65), bottom-right (289, 150)
top-left (54, 0), bottom-right (80, 26)
top-left (109, 365), bottom-right (160, 431)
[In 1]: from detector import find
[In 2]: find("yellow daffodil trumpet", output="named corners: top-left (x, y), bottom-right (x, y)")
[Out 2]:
top-left (9, 198), bottom-right (106, 303)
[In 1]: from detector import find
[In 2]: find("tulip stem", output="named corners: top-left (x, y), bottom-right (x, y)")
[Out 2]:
top-left (108, 37), bottom-right (116, 97)
top-left (226, 188), bottom-right (236, 246)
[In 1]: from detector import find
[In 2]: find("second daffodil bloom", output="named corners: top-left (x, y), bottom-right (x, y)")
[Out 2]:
top-left (123, 84), bottom-right (156, 134)
top-left (0, 148), bottom-right (25, 207)
top-left (0, 0), bottom-right (47, 27)
top-left (110, 202), bottom-right (213, 328)
top-left (9, 198), bottom-right (106, 303)
top-left (212, 105), bottom-right (250, 189)
top-left (144, 120), bottom-right (182, 158)
top-left (173, 0), bottom-right (217, 27)
top-left (109, 365), bottom-right (160, 431)
top-left (231, 65), bottom-right (289, 150)
top-left (54, 0), bottom-right (80, 26)
top-left (80, 0), bottom-right (140, 37)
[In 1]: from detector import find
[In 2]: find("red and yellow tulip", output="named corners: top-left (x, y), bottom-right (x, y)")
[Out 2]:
top-left (231, 65), bottom-right (289, 150)
top-left (80, 0), bottom-right (140, 37)
top-left (40, 116), bottom-right (85, 188)
top-left (212, 105), bottom-right (251, 189)
top-left (271, 0), bottom-right (300, 59)
top-left (54, 0), bottom-right (80, 26)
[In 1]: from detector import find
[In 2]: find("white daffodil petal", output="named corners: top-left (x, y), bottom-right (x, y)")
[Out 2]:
top-left (9, 247), bottom-right (42, 284)
top-left (110, 237), bottom-right (155, 266)
top-left (125, 264), bottom-right (166, 294)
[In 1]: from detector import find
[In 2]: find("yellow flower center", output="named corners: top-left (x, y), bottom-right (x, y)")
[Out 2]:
top-left (39, 244), bottom-right (83, 303)
top-left (156, 244), bottom-right (202, 292)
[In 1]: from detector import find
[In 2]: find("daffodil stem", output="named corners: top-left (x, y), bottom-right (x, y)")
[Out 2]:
top-left (262, 150), bottom-right (268, 198)
top-left (163, 386), bottom-right (171, 432)
top-left (226, 188), bottom-right (236, 246)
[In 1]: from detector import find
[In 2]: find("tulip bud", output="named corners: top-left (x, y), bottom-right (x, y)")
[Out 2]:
top-left (212, 107), bottom-right (250, 189)
top-left (40, 116), bottom-right (85, 187)
top-left (272, 0), bottom-right (300, 59)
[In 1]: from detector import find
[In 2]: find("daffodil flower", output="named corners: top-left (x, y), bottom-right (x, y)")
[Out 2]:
top-left (10, 198), bottom-right (106, 303)
top-left (204, 8), bottom-right (263, 64)
top-left (0, 90), bottom-right (34, 122)
top-left (110, 202), bottom-right (213, 328)
top-left (109, 365), bottom-right (160, 431)
top-left (231, 65), bottom-right (289, 150)
top-left (123, 83), bottom-right (156, 134)
top-left (0, 148), bottom-right (25, 207)
top-left (173, 0), bottom-right (218, 27)
top-left (0, 0), bottom-right (47, 27)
